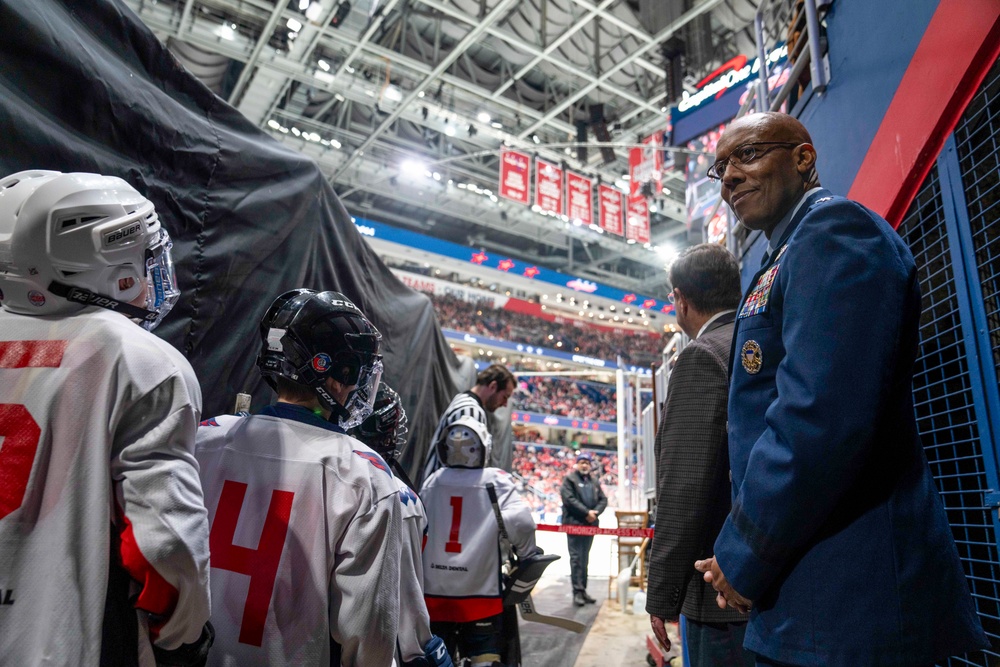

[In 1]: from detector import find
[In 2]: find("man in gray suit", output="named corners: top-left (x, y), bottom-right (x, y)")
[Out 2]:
top-left (646, 243), bottom-right (752, 667)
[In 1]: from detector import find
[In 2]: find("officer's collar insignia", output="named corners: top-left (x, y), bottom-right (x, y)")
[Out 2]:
top-left (815, 196), bottom-right (834, 203)
top-left (741, 340), bottom-right (763, 374)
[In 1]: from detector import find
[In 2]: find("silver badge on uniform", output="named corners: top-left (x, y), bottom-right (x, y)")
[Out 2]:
top-left (741, 340), bottom-right (763, 374)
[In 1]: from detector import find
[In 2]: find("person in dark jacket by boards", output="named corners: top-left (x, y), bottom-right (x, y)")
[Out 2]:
top-left (560, 453), bottom-right (608, 606)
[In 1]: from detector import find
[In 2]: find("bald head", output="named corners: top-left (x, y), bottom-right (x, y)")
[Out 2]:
top-left (714, 112), bottom-right (820, 236)
top-left (727, 112), bottom-right (814, 145)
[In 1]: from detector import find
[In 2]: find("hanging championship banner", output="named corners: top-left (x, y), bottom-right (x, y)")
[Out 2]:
top-left (566, 171), bottom-right (593, 226)
top-left (499, 149), bottom-right (531, 204)
top-left (630, 133), bottom-right (664, 197)
top-left (598, 184), bottom-right (624, 236)
top-left (535, 159), bottom-right (563, 215)
top-left (626, 193), bottom-right (651, 243)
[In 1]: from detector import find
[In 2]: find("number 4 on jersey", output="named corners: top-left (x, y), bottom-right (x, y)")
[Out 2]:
top-left (210, 480), bottom-right (294, 646)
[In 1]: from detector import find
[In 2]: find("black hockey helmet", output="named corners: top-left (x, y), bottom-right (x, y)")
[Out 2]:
top-left (349, 385), bottom-right (409, 461)
top-left (257, 289), bottom-right (383, 429)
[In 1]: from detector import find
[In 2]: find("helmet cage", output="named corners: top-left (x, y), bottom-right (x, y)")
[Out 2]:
top-left (437, 417), bottom-right (492, 469)
top-left (349, 385), bottom-right (408, 459)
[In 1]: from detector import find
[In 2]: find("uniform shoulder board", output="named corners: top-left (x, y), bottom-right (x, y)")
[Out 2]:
top-left (814, 196), bottom-right (834, 204)
top-left (353, 450), bottom-right (392, 476)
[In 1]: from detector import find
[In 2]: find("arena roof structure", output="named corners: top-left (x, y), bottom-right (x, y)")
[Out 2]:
top-left (125, 0), bottom-right (761, 298)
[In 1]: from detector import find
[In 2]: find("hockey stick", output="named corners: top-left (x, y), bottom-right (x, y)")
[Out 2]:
top-left (517, 595), bottom-right (586, 633)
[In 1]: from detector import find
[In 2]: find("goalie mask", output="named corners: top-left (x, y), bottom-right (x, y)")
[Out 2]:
top-left (437, 416), bottom-right (492, 469)
top-left (0, 170), bottom-right (180, 330)
top-left (349, 385), bottom-right (408, 461)
top-left (257, 289), bottom-right (383, 430)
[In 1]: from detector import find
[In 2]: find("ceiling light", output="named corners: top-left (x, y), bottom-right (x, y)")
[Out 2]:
top-left (305, 2), bottom-right (323, 21)
top-left (478, 112), bottom-right (491, 123)
top-left (656, 243), bottom-right (678, 262)
top-left (287, 18), bottom-right (303, 31)
top-left (215, 23), bottom-right (236, 40)
top-left (317, 59), bottom-right (330, 71)
top-left (382, 85), bottom-right (402, 102)
top-left (491, 121), bottom-right (503, 129)
top-left (400, 158), bottom-right (426, 178)
top-left (445, 125), bottom-right (456, 137)
top-left (298, 0), bottom-right (310, 9)
top-left (314, 70), bottom-right (334, 84)
top-left (531, 134), bottom-right (540, 144)
top-left (267, 119), bottom-right (280, 129)
top-left (418, 90), bottom-right (425, 98)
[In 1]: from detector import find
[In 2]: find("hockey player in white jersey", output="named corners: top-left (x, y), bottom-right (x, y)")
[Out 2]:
top-left (0, 170), bottom-right (213, 666)
top-left (421, 417), bottom-right (537, 667)
top-left (419, 364), bottom-right (516, 485)
top-left (348, 385), bottom-right (453, 667)
top-left (195, 289), bottom-right (402, 666)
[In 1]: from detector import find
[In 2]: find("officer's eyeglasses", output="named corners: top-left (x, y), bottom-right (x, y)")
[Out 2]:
top-left (707, 142), bottom-right (799, 181)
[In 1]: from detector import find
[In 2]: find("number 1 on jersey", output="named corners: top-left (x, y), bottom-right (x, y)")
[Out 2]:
top-left (210, 480), bottom-right (294, 647)
top-left (445, 495), bottom-right (463, 553)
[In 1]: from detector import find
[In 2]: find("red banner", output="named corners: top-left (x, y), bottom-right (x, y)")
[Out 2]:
top-left (626, 194), bottom-right (651, 243)
top-left (598, 184), bottom-right (623, 235)
top-left (535, 159), bottom-right (563, 215)
top-left (566, 171), bottom-right (593, 226)
top-left (499, 149), bottom-right (531, 205)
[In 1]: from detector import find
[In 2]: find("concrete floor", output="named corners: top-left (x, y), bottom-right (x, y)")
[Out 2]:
top-left (521, 524), bottom-right (684, 667)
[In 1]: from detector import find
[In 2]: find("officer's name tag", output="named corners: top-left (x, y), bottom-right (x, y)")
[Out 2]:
top-left (739, 245), bottom-right (789, 319)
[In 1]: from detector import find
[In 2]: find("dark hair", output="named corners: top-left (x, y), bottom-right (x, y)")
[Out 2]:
top-left (476, 364), bottom-right (515, 391)
top-left (668, 243), bottom-right (741, 314)
top-left (273, 375), bottom-right (318, 403)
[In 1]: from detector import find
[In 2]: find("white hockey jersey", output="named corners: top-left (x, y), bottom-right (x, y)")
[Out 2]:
top-left (421, 467), bottom-right (536, 623)
top-left (0, 308), bottom-right (211, 667)
top-left (194, 405), bottom-right (402, 667)
top-left (395, 478), bottom-right (433, 663)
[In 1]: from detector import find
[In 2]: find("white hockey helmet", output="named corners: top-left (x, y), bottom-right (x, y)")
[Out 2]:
top-left (437, 416), bottom-right (492, 469)
top-left (0, 170), bottom-right (179, 330)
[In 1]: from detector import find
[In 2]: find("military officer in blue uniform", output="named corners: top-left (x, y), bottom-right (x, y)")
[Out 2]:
top-left (694, 112), bottom-right (988, 666)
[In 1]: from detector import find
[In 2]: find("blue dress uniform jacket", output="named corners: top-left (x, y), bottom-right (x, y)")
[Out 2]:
top-left (714, 188), bottom-right (988, 666)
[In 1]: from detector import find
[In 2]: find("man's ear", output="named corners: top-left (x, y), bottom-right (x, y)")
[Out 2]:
top-left (795, 144), bottom-right (817, 175)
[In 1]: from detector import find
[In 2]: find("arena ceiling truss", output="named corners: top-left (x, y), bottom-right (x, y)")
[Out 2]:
top-left (125, 0), bottom-right (759, 298)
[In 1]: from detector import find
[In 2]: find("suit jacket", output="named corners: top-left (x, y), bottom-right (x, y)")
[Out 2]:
top-left (645, 312), bottom-right (744, 624)
top-left (560, 471), bottom-right (607, 526)
top-left (715, 188), bottom-right (988, 665)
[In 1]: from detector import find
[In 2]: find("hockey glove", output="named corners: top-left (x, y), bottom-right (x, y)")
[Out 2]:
top-left (152, 622), bottom-right (214, 667)
top-left (423, 635), bottom-right (454, 667)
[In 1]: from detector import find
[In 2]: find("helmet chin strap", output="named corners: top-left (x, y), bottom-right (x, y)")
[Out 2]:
top-left (48, 281), bottom-right (158, 323)
top-left (315, 383), bottom-right (352, 425)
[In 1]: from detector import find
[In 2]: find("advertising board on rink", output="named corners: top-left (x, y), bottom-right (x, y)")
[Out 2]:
top-left (535, 159), bottom-right (563, 215)
top-left (598, 184), bottom-right (624, 236)
top-left (566, 171), bottom-right (593, 226)
top-left (499, 148), bottom-right (531, 204)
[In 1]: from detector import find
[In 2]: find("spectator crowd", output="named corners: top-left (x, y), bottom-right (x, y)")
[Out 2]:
top-left (512, 376), bottom-right (617, 422)
top-left (429, 293), bottom-right (666, 366)
top-left (511, 443), bottom-right (618, 522)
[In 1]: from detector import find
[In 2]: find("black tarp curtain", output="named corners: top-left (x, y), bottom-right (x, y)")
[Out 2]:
top-left (0, 0), bottom-right (513, 480)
